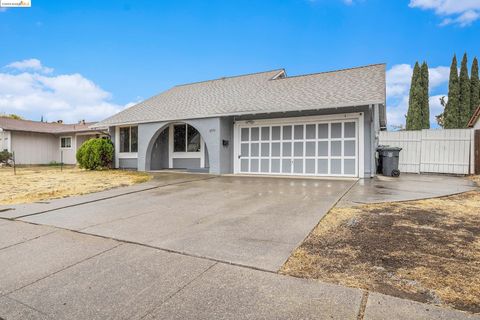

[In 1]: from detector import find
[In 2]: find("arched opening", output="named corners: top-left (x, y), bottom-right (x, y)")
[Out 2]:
top-left (148, 122), bottom-right (209, 172)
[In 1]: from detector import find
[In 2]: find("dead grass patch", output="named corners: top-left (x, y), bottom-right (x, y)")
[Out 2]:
top-left (0, 166), bottom-right (151, 205)
top-left (281, 183), bottom-right (480, 313)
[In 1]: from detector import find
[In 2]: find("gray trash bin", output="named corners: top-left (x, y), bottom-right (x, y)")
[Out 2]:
top-left (377, 146), bottom-right (402, 177)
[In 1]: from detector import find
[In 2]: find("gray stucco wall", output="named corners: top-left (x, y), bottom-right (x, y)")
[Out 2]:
top-left (137, 118), bottom-right (227, 174)
top-left (219, 117), bottom-right (234, 174)
top-left (172, 158), bottom-right (201, 168)
top-left (150, 128), bottom-right (169, 170)
top-left (119, 158), bottom-right (138, 169)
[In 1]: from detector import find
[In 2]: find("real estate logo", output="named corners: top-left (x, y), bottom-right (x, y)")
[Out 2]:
top-left (0, 0), bottom-right (31, 7)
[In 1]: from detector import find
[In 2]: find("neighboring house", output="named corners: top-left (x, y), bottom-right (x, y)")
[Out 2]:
top-left (0, 117), bottom-right (107, 165)
top-left (93, 64), bottom-right (386, 178)
top-left (467, 106), bottom-right (480, 129)
top-left (469, 106), bottom-right (480, 175)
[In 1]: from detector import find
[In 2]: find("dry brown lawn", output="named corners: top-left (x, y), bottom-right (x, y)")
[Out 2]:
top-left (281, 178), bottom-right (480, 314)
top-left (0, 166), bottom-right (151, 205)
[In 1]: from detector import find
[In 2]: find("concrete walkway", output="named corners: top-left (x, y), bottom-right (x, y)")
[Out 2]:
top-left (1, 220), bottom-right (478, 320)
top-left (338, 173), bottom-right (478, 207)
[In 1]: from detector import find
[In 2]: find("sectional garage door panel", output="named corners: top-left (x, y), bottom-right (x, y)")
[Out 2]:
top-left (236, 119), bottom-right (358, 177)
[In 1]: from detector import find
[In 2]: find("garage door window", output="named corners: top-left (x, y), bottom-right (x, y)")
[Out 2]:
top-left (238, 120), bottom-right (357, 177)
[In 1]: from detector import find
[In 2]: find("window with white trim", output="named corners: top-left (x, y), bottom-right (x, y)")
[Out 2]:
top-left (60, 136), bottom-right (72, 149)
top-left (173, 124), bottom-right (201, 153)
top-left (119, 126), bottom-right (138, 153)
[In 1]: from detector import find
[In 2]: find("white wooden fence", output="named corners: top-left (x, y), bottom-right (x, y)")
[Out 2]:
top-left (379, 129), bottom-right (474, 175)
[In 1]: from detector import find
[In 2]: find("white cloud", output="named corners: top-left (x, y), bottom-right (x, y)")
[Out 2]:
top-left (5, 58), bottom-right (53, 74)
top-left (0, 59), bottom-right (134, 123)
top-left (409, 0), bottom-right (480, 26)
top-left (386, 63), bottom-right (449, 129)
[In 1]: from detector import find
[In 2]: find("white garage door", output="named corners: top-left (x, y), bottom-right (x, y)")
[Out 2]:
top-left (235, 118), bottom-right (359, 177)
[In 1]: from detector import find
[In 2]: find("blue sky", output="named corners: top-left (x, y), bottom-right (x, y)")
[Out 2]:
top-left (0, 0), bottom-right (479, 127)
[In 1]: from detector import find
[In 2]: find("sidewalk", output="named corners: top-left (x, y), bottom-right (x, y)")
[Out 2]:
top-left (1, 219), bottom-right (478, 320)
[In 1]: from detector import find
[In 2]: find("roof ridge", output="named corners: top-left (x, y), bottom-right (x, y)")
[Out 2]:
top-left (0, 116), bottom-right (95, 126)
top-left (174, 68), bottom-right (285, 87)
top-left (273, 63), bottom-right (386, 80)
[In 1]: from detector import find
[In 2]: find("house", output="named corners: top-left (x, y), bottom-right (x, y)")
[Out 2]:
top-left (0, 117), bottom-right (107, 165)
top-left (469, 106), bottom-right (480, 175)
top-left (93, 64), bottom-right (386, 178)
top-left (467, 106), bottom-right (480, 129)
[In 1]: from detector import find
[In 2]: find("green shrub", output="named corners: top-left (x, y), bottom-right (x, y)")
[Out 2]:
top-left (0, 150), bottom-right (13, 165)
top-left (76, 138), bottom-right (114, 170)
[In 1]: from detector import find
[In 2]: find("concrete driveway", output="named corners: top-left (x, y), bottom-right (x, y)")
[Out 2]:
top-left (17, 173), bottom-right (355, 271)
top-left (2, 173), bottom-right (478, 320)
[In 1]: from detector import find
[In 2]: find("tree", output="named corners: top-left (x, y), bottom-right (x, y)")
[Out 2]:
top-left (459, 53), bottom-right (471, 127)
top-left (420, 62), bottom-right (430, 128)
top-left (444, 55), bottom-right (460, 128)
top-left (0, 114), bottom-right (23, 120)
top-left (471, 57), bottom-right (480, 117)
top-left (406, 62), bottom-right (423, 130)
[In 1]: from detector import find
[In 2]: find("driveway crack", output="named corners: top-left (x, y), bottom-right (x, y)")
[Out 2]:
top-left (139, 262), bottom-right (218, 319)
top-left (0, 230), bottom-right (58, 252)
top-left (3, 243), bottom-right (122, 297)
top-left (357, 290), bottom-right (369, 320)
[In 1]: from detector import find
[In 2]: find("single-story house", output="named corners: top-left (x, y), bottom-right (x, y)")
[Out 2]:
top-left (0, 117), bottom-right (107, 165)
top-left (468, 106), bottom-right (480, 129)
top-left (93, 64), bottom-right (386, 178)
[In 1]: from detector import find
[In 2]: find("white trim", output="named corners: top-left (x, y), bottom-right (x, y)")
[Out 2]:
top-left (92, 102), bottom-right (384, 128)
top-left (115, 126), bottom-right (119, 168)
top-left (233, 113), bottom-right (363, 178)
top-left (59, 136), bottom-right (73, 149)
top-left (118, 153), bottom-right (138, 159)
top-left (75, 132), bottom-right (105, 136)
top-left (7, 130), bottom-right (11, 152)
top-left (358, 112), bottom-right (365, 178)
top-left (234, 113), bottom-right (362, 126)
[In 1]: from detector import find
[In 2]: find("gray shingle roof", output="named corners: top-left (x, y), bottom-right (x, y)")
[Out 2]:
top-left (94, 64), bottom-right (386, 127)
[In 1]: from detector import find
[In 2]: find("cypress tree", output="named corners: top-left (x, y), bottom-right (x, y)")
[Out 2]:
top-left (459, 53), bottom-right (471, 127)
top-left (444, 55), bottom-right (460, 128)
top-left (471, 57), bottom-right (480, 117)
top-left (406, 62), bottom-right (423, 130)
top-left (420, 62), bottom-right (430, 128)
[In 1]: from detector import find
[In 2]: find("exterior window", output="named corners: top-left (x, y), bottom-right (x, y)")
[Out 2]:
top-left (173, 124), bottom-right (201, 152)
top-left (173, 125), bottom-right (186, 152)
top-left (119, 126), bottom-right (138, 153)
top-left (131, 127), bottom-right (138, 152)
top-left (60, 136), bottom-right (72, 149)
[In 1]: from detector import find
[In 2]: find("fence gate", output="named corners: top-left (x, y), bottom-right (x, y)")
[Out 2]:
top-left (475, 130), bottom-right (480, 175)
top-left (379, 129), bottom-right (473, 175)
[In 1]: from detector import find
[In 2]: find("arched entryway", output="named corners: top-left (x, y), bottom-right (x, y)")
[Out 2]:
top-left (145, 122), bottom-right (210, 172)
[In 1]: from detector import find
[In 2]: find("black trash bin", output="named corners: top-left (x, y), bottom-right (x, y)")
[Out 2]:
top-left (377, 146), bottom-right (402, 177)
